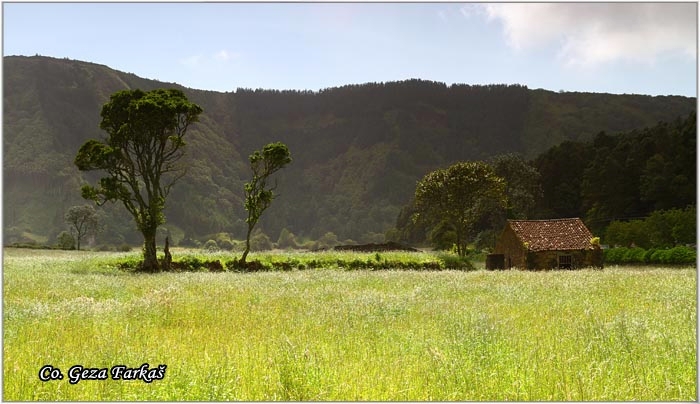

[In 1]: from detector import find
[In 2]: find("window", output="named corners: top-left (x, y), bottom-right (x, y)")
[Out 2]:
top-left (558, 254), bottom-right (572, 269)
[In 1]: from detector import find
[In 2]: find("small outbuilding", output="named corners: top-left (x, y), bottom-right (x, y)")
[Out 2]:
top-left (488, 218), bottom-right (603, 270)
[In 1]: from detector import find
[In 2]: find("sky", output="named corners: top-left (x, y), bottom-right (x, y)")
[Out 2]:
top-left (2, 2), bottom-right (698, 97)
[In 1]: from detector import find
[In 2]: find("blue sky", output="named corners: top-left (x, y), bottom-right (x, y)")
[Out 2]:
top-left (3, 2), bottom-right (697, 96)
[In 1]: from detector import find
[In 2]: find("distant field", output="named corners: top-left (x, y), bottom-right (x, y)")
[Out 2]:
top-left (3, 248), bottom-right (696, 401)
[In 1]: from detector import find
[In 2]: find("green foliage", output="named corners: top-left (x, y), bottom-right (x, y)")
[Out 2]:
top-left (604, 206), bottom-right (696, 248)
top-left (315, 232), bottom-right (340, 250)
top-left (489, 153), bottom-right (542, 220)
top-left (250, 229), bottom-right (273, 252)
top-left (55, 231), bottom-right (75, 250)
top-left (203, 233), bottom-right (235, 251)
top-left (428, 221), bottom-right (458, 251)
top-left (3, 56), bottom-right (696, 245)
top-left (202, 239), bottom-right (220, 252)
top-left (414, 161), bottom-right (506, 257)
top-left (436, 252), bottom-right (476, 270)
top-left (241, 142), bottom-right (292, 263)
top-left (604, 220), bottom-right (651, 248)
top-left (532, 141), bottom-right (592, 219)
top-left (604, 246), bottom-right (696, 265)
top-left (533, 113), bottom-right (696, 237)
top-left (74, 88), bottom-right (202, 272)
top-left (277, 228), bottom-right (300, 250)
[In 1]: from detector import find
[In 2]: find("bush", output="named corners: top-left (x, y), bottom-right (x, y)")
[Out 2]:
top-left (622, 247), bottom-right (646, 264)
top-left (643, 248), bottom-right (657, 264)
top-left (605, 246), bottom-right (696, 265)
top-left (213, 233), bottom-right (235, 251)
top-left (604, 206), bottom-right (696, 248)
top-left (315, 232), bottom-right (339, 250)
top-left (217, 238), bottom-right (234, 251)
top-left (56, 231), bottom-right (76, 250)
top-left (118, 244), bottom-right (132, 252)
top-left (429, 221), bottom-right (457, 251)
top-left (664, 246), bottom-right (696, 265)
top-left (202, 239), bottom-right (220, 252)
top-left (250, 230), bottom-right (273, 252)
top-left (277, 228), bottom-right (300, 250)
top-left (437, 253), bottom-right (476, 270)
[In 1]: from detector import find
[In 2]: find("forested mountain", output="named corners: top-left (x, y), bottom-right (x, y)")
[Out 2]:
top-left (3, 55), bottom-right (696, 246)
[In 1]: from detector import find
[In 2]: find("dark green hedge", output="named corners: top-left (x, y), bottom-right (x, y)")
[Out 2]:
top-left (604, 246), bottom-right (696, 265)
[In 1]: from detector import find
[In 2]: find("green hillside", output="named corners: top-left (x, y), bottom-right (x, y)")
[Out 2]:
top-left (3, 55), bottom-right (696, 246)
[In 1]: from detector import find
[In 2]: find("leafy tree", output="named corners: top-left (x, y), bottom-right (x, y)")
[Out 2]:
top-left (414, 161), bottom-right (506, 257)
top-left (639, 113), bottom-right (696, 211)
top-left (603, 206), bottom-right (696, 248)
top-left (489, 154), bottom-right (542, 220)
top-left (316, 231), bottom-right (340, 250)
top-left (390, 196), bottom-right (431, 246)
top-left (64, 204), bottom-right (100, 250)
top-left (249, 229), bottom-right (274, 252)
top-left (277, 228), bottom-right (299, 249)
top-left (532, 141), bottom-right (592, 219)
top-left (240, 142), bottom-right (292, 264)
top-left (428, 220), bottom-right (458, 251)
top-left (604, 219), bottom-right (651, 248)
top-left (56, 231), bottom-right (76, 250)
top-left (74, 88), bottom-right (202, 272)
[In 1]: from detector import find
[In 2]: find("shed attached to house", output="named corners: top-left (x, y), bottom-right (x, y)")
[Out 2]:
top-left (490, 218), bottom-right (603, 270)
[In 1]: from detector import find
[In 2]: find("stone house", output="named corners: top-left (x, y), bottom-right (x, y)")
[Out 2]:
top-left (488, 218), bottom-right (603, 270)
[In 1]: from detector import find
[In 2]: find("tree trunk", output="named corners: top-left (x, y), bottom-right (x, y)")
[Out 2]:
top-left (240, 223), bottom-right (253, 264)
top-left (141, 229), bottom-right (160, 272)
top-left (455, 231), bottom-right (463, 257)
top-left (163, 236), bottom-right (172, 271)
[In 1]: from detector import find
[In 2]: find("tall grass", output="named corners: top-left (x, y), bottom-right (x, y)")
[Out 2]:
top-left (3, 248), bottom-right (696, 400)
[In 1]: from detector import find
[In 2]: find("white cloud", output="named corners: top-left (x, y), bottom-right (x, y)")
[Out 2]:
top-left (483, 3), bottom-right (697, 68)
top-left (214, 50), bottom-right (233, 61)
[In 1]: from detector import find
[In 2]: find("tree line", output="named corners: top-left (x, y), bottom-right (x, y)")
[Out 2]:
top-left (4, 56), bottom-right (695, 249)
top-left (49, 93), bottom-right (698, 264)
top-left (390, 112), bottom-right (697, 252)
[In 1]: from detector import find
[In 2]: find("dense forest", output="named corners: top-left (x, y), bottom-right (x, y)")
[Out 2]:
top-left (391, 114), bottom-right (696, 249)
top-left (3, 55), bottom-right (696, 249)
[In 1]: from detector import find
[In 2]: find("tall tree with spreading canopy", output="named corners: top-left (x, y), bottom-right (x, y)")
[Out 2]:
top-left (75, 88), bottom-right (202, 272)
top-left (414, 161), bottom-right (506, 257)
top-left (240, 142), bottom-right (292, 265)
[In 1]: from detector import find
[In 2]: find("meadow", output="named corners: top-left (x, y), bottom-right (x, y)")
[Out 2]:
top-left (3, 248), bottom-right (696, 400)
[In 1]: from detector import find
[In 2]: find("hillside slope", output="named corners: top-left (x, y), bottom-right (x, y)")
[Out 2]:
top-left (3, 55), bottom-right (696, 245)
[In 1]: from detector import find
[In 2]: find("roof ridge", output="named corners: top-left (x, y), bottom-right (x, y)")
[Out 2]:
top-left (508, 218), bottom-right (582, 222)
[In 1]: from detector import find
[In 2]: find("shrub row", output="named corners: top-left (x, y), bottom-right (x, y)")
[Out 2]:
top-left (604, 246), bottom-right (696, 265)
top-left (116, 253), bottom-right (475, 272)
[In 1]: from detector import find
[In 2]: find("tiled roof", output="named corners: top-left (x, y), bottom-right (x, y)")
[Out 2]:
top-left (508, 218), bottom-right (595, 251)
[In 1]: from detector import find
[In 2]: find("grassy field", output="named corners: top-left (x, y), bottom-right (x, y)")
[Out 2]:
top-left (3, 248), bottom-right (696, 400)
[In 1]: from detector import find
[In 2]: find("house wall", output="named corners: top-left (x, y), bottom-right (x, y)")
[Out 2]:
top-left (527, 249), bottom-right (603, 270)
top-left (493, 227), bottom-right (526, 269)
